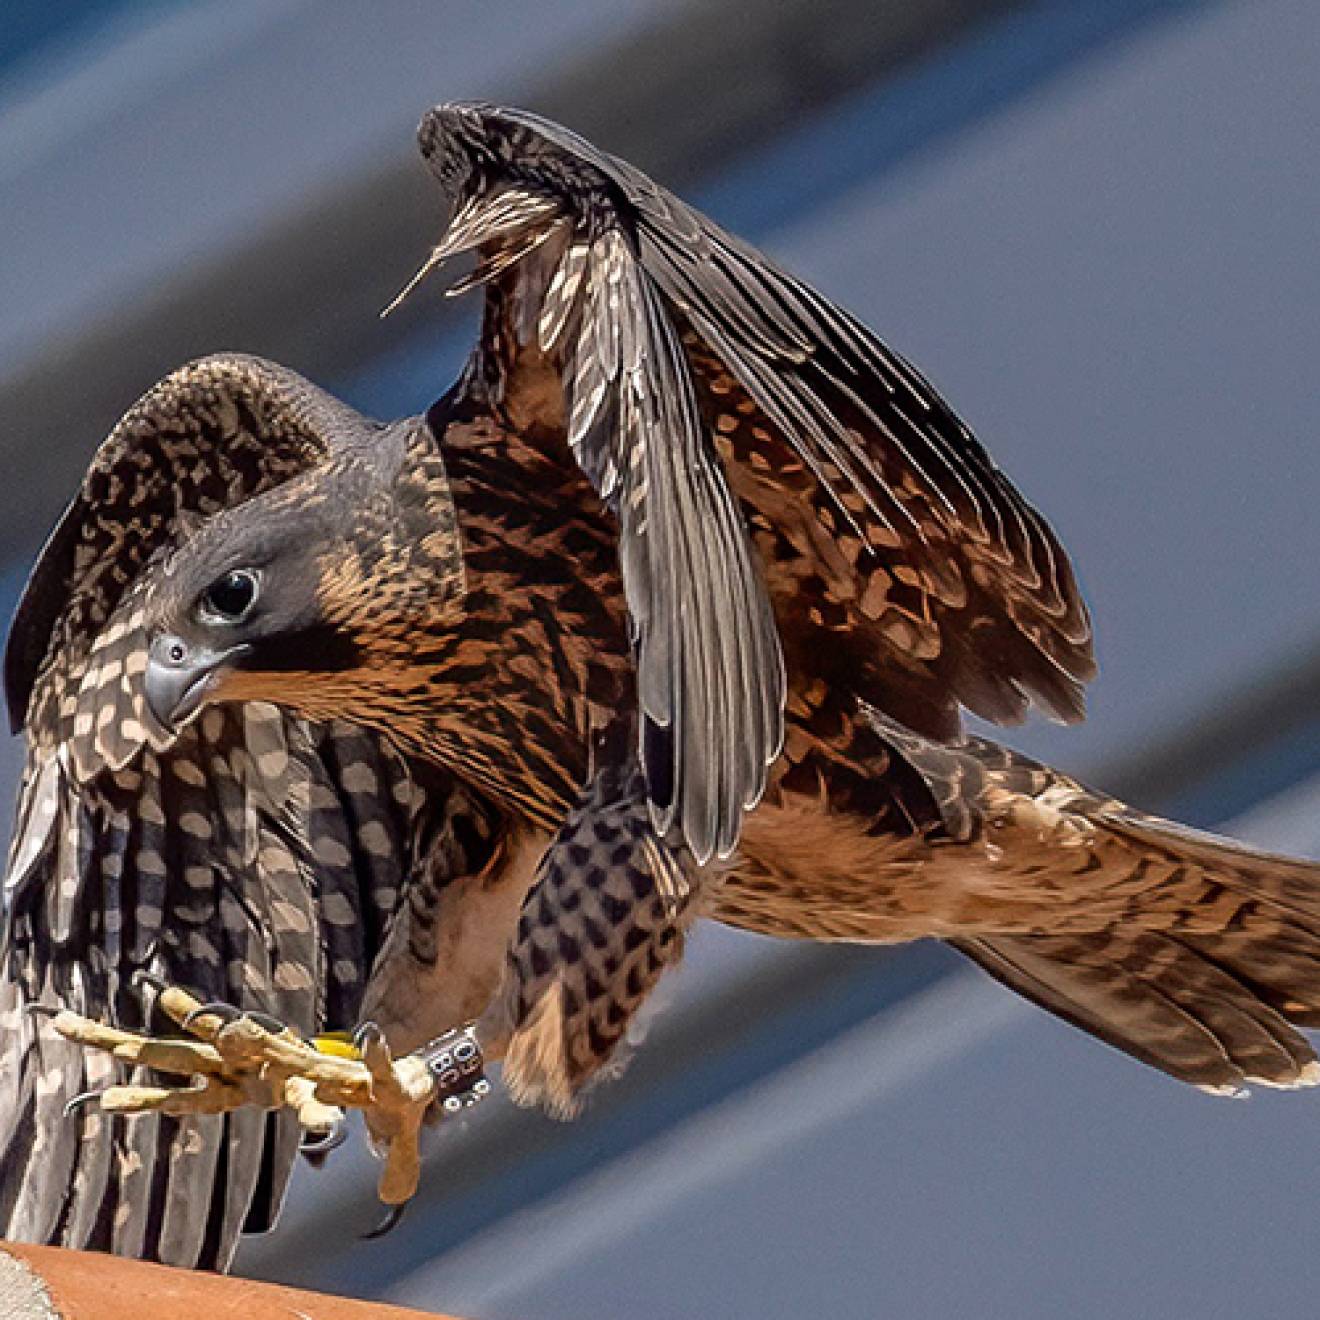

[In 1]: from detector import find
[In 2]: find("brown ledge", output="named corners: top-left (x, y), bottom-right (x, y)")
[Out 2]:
top-left (0, 1242), bottom-right (460, 1320)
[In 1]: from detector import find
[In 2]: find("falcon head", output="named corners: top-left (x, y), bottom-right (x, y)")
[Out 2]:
top-left (140, 481), bottom-right (357, 728)
top-left (139, 448), bottom-right (464, 732)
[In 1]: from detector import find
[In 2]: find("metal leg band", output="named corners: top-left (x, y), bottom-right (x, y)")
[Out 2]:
top-left (420, 1025), bottom-right (490, 1113)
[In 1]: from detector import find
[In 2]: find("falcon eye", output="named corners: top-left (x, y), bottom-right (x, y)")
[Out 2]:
top-left (199, 569), bottom-right (259, 624)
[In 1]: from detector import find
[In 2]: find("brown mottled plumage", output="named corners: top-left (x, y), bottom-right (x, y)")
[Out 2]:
top-left (7, 102), bottom-right (1320, 1271)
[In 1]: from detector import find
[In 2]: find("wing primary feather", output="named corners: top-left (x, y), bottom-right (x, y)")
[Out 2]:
top-left (539, 239), bottom-right (591, 353)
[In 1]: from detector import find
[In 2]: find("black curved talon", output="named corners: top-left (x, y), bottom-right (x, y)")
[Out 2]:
top-left (63, 1090), bottom-right (102, 1118)
top-left (182, 1001), bottom-right (244, 1031)
top-left (245, 1011), bottom-right (290, 1036)
top-left (362, 1201), bottom-right (409, 1240)
top-left (352, 1021), bottom-right (387, 1056)
top-left (130, 969), bottom-right (170, 996)
top-left (24, 1002), bottom-right (62, 1020)
top-left (300, 1121), bottom-right (348, 1158)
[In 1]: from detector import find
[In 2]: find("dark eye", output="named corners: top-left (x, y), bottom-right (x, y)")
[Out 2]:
top-left (200, 569), bottom-right (259, 623)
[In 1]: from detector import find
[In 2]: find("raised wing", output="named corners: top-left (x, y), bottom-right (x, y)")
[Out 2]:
top-left (0, 356), bottom-right (425, 1269)
top-left (6, 353), bottom-right (373, 747)
top-left (412, 103), bottom-right (1095, 845)
top-left (416, 104), bottom-right (786, 865)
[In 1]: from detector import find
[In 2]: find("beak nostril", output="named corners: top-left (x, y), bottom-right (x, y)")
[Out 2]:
top-left (144, 639), bottom-right (250, 730)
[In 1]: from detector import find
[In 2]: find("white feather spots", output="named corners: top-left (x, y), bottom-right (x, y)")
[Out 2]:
top-left (320, 892), bottom-right (358, 926)
top-left (256, 748), bottom-right (289, 780)
top-left (136, 849), bottom-right (167, 877)
top-left (257, 843), bottom-right (297, 878)
top-left (171, 758), bottom-right (207, 787)
top-left (1252, 1060), bottom-right (1320, 1090)
top-left (218, 896), bottom-right (250, 935)
top-left (358, 820), bottom-right (393, 857)
top-left (178, 1125), bottom-right (206, 1156)
top-left (1197, 1081), bottom-right (1250, 1099)
top-left (540, 239), bottom-right (589, 351)
top-left (273, 963), bottom-right (314, 992)
top-left (271, 900), bottom-right (311, 934)
top-left (178, 812), bottom-right (213, 840)
top-left (118, 717), bottom-right (146, 746)
top-left (314, 836), bottom-right (352, 868)
top-left (187, 931), bottom-right (221, 964)
top-left (137, 797), bottom-right (166, 827)
top-left (309, 783), bottom-right (343, 812)
top-left (339, 760), bottom-right (378, 795)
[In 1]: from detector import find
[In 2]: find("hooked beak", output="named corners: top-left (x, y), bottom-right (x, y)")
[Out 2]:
top-left (144, 635), bottom-right (249, 730)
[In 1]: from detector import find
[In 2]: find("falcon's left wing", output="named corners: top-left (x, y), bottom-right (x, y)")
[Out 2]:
top-left (0, 357), bottom-right (437, 1270)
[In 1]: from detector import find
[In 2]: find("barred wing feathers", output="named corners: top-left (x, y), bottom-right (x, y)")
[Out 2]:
top-left (0, 356), bottom-right (423, 1269)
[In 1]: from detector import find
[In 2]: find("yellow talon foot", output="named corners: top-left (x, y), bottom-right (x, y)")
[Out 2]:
top-left (46, 981), bottom-right (489, 1216)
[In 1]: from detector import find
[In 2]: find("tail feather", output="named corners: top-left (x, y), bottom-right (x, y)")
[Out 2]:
top-left (839, 719), bottom-right (1320, 1095)
top-left (951, 798), bottom-right (1320, 1094)
top-left (1100, 809), bottom-right (1320, 928)
top-left (749, 709), bottom-right (1320, 1101)
top-left (954, 929), bottom-right (1320, 1093)
top-left (1181, 929), bottom-right (1320, 1028)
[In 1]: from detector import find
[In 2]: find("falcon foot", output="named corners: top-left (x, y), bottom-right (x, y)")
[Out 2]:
top-left (49, 983), bottom-right (490, 1209)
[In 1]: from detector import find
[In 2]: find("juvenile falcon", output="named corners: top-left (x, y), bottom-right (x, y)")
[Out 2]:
top-left (8, 101), bottom-right (1320, 1270)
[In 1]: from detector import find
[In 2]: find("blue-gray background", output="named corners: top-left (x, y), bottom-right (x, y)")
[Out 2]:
top-left (2, 1), bottom-right (1319, 1315)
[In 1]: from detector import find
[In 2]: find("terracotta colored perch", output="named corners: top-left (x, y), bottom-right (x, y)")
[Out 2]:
top-left (0, 1242), bottom-right (461, 1319)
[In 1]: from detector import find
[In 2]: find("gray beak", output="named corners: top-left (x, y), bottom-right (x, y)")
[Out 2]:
top-left (144, 635), bottom-right (246, 730)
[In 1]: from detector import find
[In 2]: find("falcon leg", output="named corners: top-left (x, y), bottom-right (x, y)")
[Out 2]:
top-left (351, 1019), bottom-right (491, 1205)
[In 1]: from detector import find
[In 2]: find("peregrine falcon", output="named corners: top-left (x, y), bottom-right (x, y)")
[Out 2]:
top-left (5, 102), bottom-right (1320, 1271)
